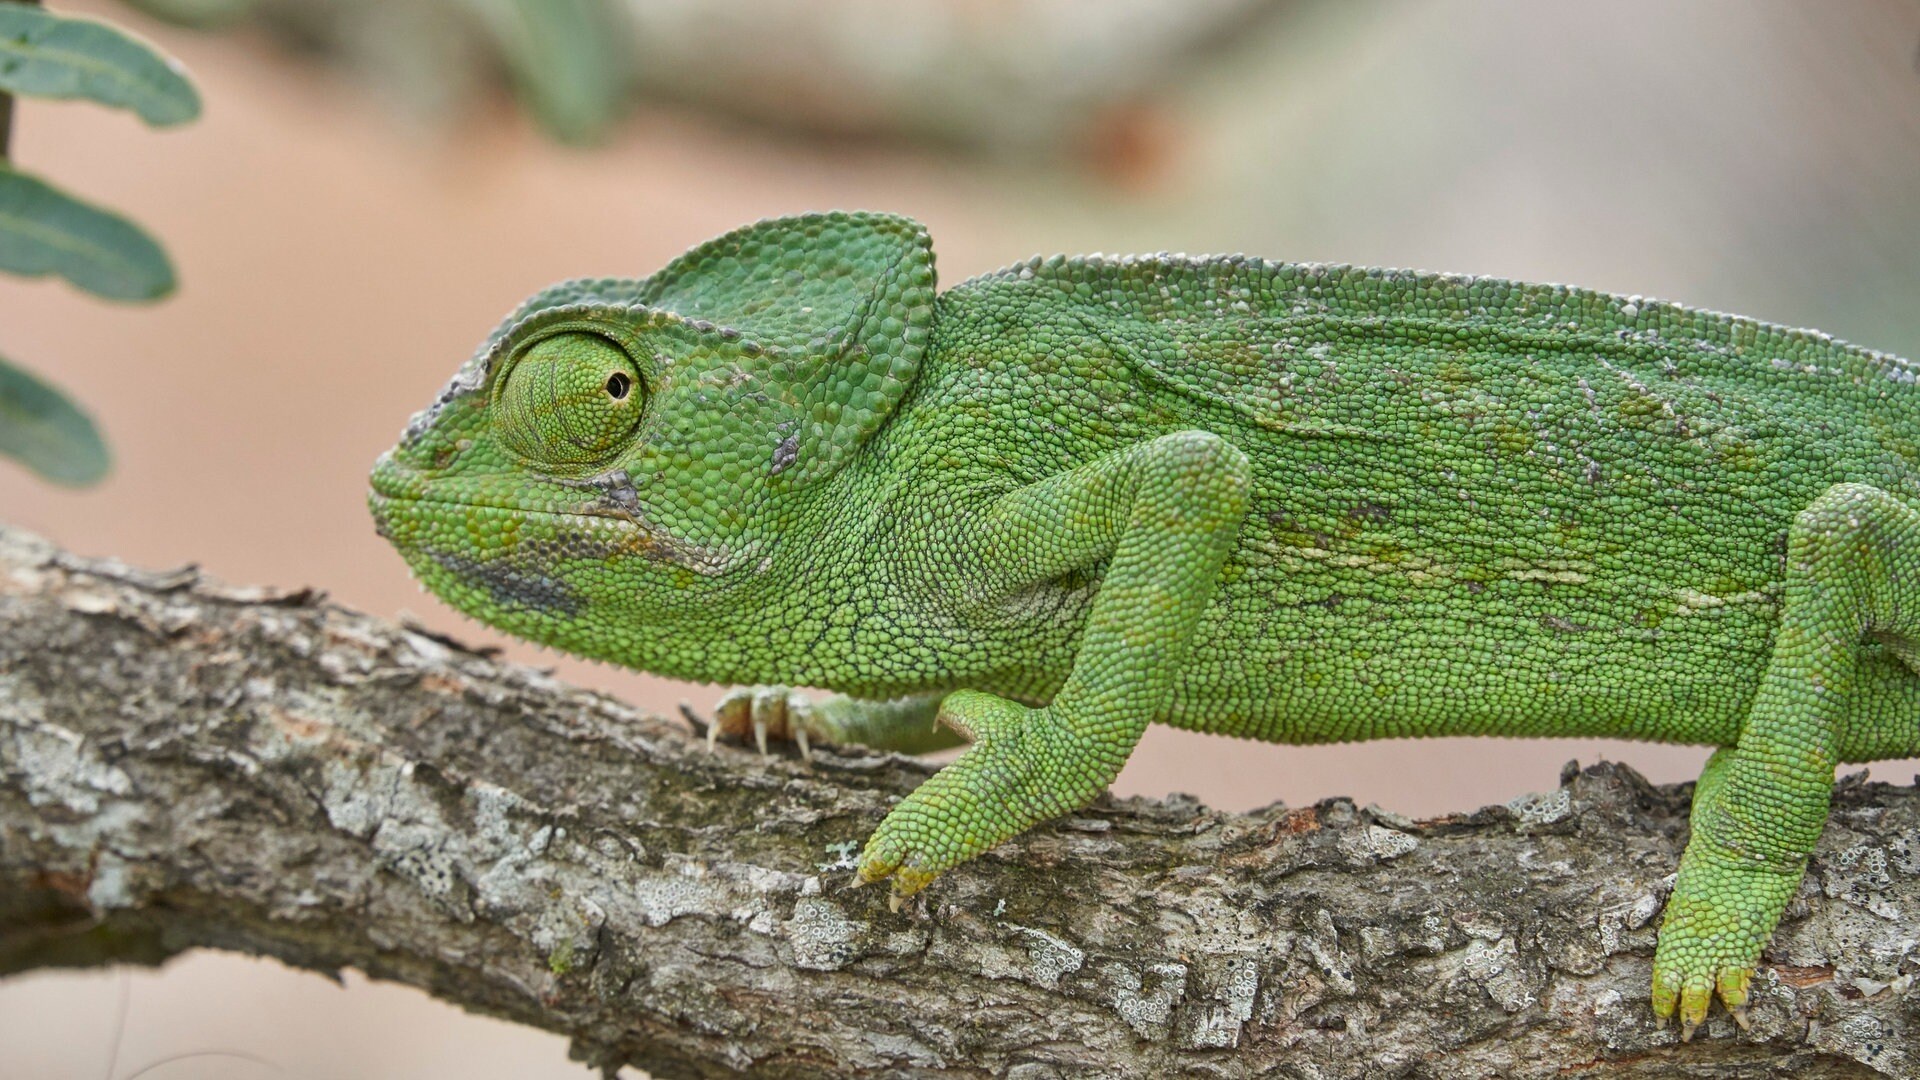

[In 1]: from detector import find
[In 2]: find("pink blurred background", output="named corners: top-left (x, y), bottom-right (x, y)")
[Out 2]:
top-left (4, 1), bottom-right (1919, 1076)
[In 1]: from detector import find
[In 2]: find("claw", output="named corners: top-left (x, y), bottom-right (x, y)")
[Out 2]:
top-left (1730, 1005), bottom-right (1750, 1032)
top-left (1679, 1015), bottom-right (1699, 1042)
top-left (1651, 979), bottom-right (1676, 1029)
top-left (677, 701), bottom-right (709, 740)
top-left (712, 691), bottom-right (748, 751)
top-left (795, 725), bottom-right (812, 762)
top-left (752, 717), bottom-right (769, 756)
top-left (888, 891), bottom-right (903, 913)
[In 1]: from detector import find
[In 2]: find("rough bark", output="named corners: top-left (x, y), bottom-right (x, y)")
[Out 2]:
top-left (0, 525), bottom-right (1915, 1079)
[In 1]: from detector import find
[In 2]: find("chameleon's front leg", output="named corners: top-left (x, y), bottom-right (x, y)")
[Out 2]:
top-left (1654, 483), bottom-right (1920, 1037)
top-left (857, 430), bottom-right (1252, 899)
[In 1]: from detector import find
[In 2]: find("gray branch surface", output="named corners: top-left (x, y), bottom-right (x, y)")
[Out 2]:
top-left (1, 525), bottom-right (1916, 1079)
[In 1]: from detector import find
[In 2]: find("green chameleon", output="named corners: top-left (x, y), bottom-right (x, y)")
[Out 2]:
top-left (369, 210), bottom-right (1920, 1039)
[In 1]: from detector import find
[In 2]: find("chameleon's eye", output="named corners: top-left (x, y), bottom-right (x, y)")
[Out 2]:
top-left (493, 332), bottom-right (645, 466)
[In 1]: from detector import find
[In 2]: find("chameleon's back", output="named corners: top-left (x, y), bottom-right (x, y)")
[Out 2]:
top-left (917, 255), bottom-right (1920, 744)
top-left (935, 254), bottom-right (1920, 495)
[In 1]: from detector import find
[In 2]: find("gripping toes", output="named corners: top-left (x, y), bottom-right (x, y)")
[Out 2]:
top-left (1651, 859), bottom-right (1795, 1038)
top-left (857, 691), bottom-right (1083, 903)
top-left (709, 685), bottom-right (814, 758)
top-left (1650, 936), bottom-right (1756, 1040)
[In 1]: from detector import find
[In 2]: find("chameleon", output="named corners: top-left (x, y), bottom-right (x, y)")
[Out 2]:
top-left (368, 210), bottom-right (1920, 1038)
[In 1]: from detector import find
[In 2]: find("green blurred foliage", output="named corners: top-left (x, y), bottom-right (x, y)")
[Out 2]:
top-left (0, 0), bottom-right (199, 486)
top-left (0, 351), bottom-right (107, 486)
top-left (0, 168), bottom-right (174, 300)
top-left (460, 0), bottom-right (633, 145)
top-left (115, 0), bottom-right (252, 28)
top-left (0, 1), bottom-right (200, 122)
top-left (124, 0), bottom-right (637, 145)
top-left (115, 0), bottom-right (1287, 156)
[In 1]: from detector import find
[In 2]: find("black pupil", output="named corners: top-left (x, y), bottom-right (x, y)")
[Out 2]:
top-left (605, 372), bottom-right (631, 400)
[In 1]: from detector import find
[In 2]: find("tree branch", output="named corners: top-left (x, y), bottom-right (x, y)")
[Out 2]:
top-left (0, 525), bottom-right (1915, 1079)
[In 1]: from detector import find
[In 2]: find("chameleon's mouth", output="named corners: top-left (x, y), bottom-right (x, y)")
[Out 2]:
top-left (368, 453), bottom-right (633, 524)
top-left (368, 456), bottom-right (734, 579)
top-left (368, 473), bottom-right (617, 621)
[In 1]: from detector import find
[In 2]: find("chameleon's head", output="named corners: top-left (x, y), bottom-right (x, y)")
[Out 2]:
top-left (369, 211), bottom-right (935, 671)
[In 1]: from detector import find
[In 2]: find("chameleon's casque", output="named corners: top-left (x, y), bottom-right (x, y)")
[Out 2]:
top-left (370, 210), bottom-right (1920, 1037)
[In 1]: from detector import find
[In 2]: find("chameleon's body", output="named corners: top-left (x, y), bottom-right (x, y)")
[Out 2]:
top-left (370, 212), bottom-right (1920, 1036)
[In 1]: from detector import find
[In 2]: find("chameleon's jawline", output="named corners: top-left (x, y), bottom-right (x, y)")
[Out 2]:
top-left (368, 489), bottom-right (736, 578)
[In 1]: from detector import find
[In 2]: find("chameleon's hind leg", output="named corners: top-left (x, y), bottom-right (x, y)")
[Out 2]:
top-left (707, 689), bottom-right (960, 757)
top-left (1653, 482), bottom-right (1920, 1037)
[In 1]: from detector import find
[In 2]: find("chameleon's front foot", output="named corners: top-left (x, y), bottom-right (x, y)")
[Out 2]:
top-left (857, 691), bottom-right (1105, 904)
top-left (1651, 850), bottom-right (1799, 1039)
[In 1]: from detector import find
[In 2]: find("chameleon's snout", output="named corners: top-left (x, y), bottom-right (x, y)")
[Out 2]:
top-left (365, 456), bottom-right (423, 556)
top-left (365, 448), bottom-right (474, 553)
top-left (366, 448), bottom-right (443, 526)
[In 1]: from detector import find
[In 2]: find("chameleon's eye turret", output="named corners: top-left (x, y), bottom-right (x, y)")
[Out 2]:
top-left (492, 332), bottom-right (644, 466)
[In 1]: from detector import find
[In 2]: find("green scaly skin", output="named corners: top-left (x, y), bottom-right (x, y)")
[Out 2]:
top-left (369, 211), bottom-right (1920, 1038)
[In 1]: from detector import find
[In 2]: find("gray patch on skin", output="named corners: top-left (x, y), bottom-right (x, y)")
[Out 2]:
top-left (769, 434), bottom-right (800, 474)
top-left (548, 470), bottom-right (737, 577)
top-left (588, 468), bottom-right (641, 513)
top-left (429, 550), bottom-right (580, 617)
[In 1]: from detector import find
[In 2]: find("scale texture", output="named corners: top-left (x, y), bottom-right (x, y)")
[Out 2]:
top-left (370, 210), bottom-right (1920, 1035)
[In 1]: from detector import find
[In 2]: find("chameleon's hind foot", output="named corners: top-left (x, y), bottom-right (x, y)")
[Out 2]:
top-left (1651, 954), bottom-right (1752, 1041)
top-left (1651, 944), bottom-right (1758, 1041)
top-left (1650, 855), bottom-right (1794, 1038)
top-left (708, 685), bottom-right (819, 759)
top-left (703, 690), bottom-right (961, 760)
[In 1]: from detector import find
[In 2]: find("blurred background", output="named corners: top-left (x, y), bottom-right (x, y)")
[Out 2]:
top-left (2, 0), bottom-right (1918, 1076)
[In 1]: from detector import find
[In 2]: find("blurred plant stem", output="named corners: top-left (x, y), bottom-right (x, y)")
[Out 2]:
top-left (0, 1), bottom-right (44, 160)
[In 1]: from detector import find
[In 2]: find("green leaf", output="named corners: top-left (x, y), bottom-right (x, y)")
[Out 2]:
top-left (0, 3), bottom-right (201, 126)
top-left (0, 167), bottom-right (175, 301)
top-left (0, 350), bottom-right (109, 486)
top-left (117, 0), bottom-right (260, 32)
top-left (464, 0), bottom-right (632, 145)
